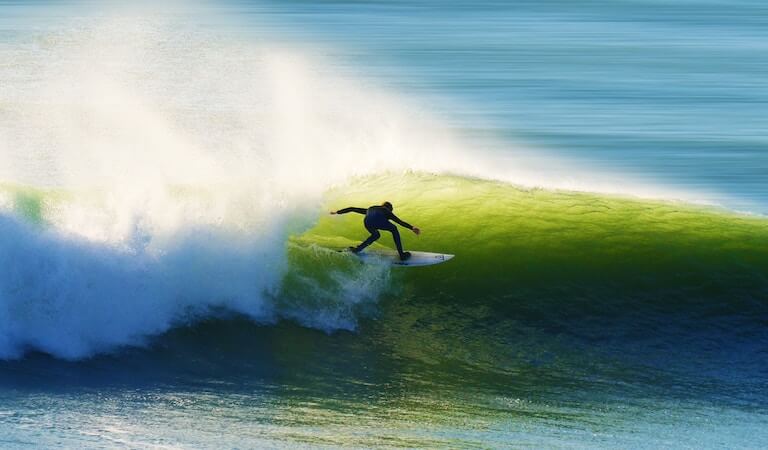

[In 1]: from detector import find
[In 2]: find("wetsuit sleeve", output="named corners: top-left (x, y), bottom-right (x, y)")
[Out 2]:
top-left (336, 207), bottom-right (367, 215)
top-left (388, 211), bottom-right (413, 230)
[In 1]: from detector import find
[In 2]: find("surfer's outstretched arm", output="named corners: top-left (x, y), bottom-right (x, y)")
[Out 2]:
top-left (388, 212), bottom-right (421, 235)
top-left (331, 207), bottom-right (367, 215)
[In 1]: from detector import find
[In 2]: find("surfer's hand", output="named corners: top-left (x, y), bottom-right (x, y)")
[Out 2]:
top-left (413, 227), bottom-right (421, 235)
top-left (329, 210), bottom-right (337, 215)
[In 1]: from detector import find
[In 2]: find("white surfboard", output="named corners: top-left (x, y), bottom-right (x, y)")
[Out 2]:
top-left (343, 249), bottom-right (454, 267)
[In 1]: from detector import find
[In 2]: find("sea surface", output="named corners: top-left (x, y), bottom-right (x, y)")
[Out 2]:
top-left (1, 1), bottom-right (767, 448)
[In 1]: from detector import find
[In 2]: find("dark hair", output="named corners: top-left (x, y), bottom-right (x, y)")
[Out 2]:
top-left (382, 201), bottom-right (393, 211)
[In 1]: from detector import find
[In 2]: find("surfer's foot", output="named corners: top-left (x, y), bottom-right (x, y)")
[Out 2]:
top-left (399, 251), bottom-right (412, 261)
top-left (348, 246), bottom-right (361, 254)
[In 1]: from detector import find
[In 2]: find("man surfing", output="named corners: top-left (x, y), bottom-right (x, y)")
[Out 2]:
top-left (331, 201), bottom-right (421, 261)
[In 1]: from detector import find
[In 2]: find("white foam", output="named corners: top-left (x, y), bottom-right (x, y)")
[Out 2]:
top-left (0, 212), bottom-right (282, 359)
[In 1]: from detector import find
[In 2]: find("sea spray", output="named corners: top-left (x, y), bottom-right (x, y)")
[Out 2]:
top-left (0, 16), bottom-right (459, 358)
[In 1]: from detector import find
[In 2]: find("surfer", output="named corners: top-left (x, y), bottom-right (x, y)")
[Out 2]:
top-left (331, 202), bottom-right (421, 261)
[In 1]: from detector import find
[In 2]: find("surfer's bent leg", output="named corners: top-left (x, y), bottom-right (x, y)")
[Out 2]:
top-left (355, 226), bottom-right (381, 253)
top-left (386, 225), bottom-right (406, 258)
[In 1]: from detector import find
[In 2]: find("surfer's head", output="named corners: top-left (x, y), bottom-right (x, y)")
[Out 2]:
top-left (382, 201), bottom-right (393, 211)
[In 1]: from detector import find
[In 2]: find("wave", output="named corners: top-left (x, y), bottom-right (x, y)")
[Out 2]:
top-left (1, 14), bottom-right (766, 360)
top-left (2, 173), bottom-right (767, 360)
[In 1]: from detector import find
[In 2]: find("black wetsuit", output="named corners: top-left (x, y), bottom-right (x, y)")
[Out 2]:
top-left (335, 205), bottom-right (414, 257)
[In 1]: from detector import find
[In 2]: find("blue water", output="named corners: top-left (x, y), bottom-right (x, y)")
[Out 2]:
top-left (239, 0), bottom-right (768, 212)
top-left (1, 0), bottom-right (767, 448)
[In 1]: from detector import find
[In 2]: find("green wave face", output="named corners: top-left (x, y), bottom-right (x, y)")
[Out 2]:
top-left (293, 173), bottom-right (768, 320)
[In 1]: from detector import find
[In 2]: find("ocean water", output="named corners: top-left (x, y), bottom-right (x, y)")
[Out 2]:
top-left (1, 1), bottom-right (767, 448)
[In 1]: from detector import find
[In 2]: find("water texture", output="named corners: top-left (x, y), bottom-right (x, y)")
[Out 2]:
top-left (1, 1), bottom-right (767, 448)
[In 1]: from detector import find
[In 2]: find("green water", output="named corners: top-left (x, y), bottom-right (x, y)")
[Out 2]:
top-left (298, 173), bottom-right (768, 293)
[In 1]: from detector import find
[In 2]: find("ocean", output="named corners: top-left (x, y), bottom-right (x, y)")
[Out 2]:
top-left (1, 1), bottom-right (767, 448)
